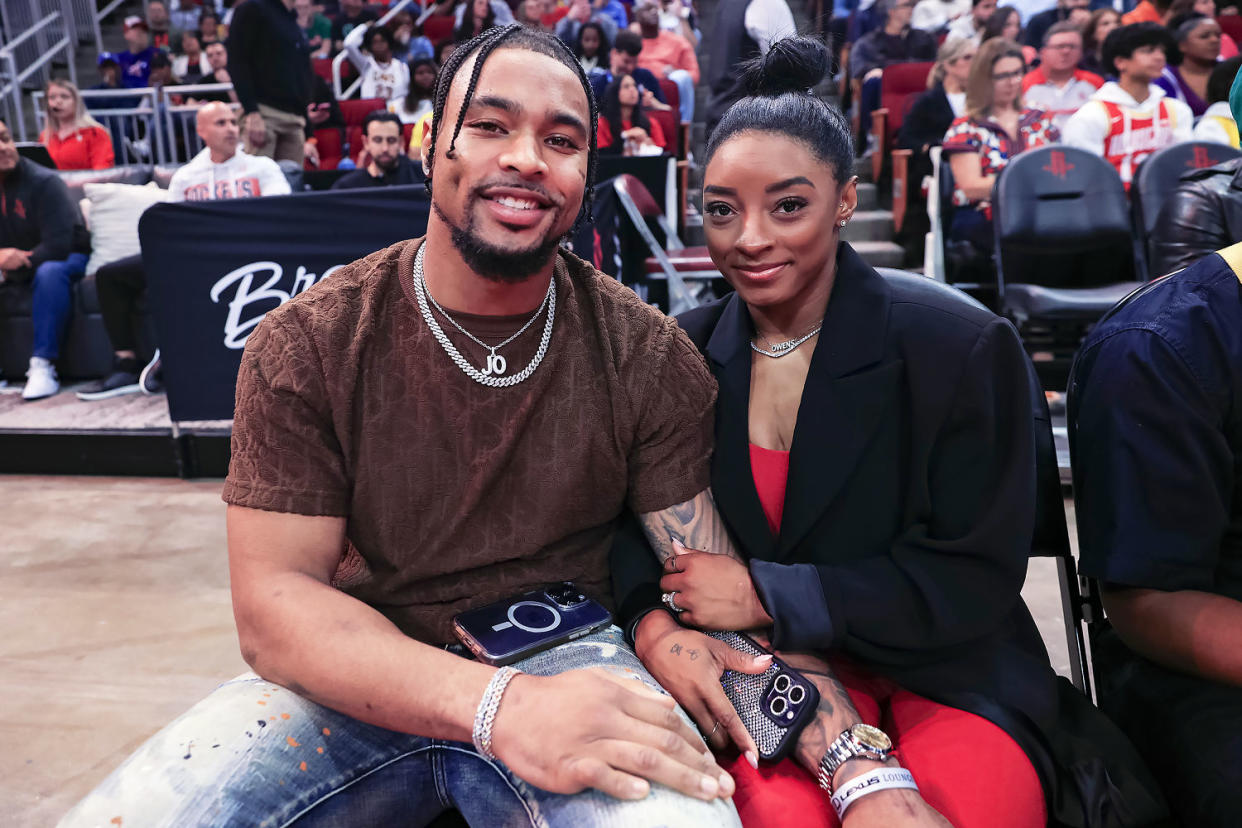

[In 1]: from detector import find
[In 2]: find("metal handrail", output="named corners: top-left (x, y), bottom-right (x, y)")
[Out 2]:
top-left (0, 9), bottom-right (77, 141)
top-left (332, 0), bottom-right (420, 100)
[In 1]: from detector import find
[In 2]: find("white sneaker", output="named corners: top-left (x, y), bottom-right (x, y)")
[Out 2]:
top-left (22, 356), bottom-right (59, 401)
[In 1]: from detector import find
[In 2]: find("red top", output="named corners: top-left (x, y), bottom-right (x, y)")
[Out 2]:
top-left (597, 115), bottom-right (667, 151)
top-left (749, 443), bottom-right (790, 536)
top-left (40, 125), bottom-right (114, 170)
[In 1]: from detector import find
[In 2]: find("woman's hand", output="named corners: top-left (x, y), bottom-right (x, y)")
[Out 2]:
top-left (660, 542), bottom-right (774, 631)
top-left (634, 609), bottom-right (767, 763)
top-left (621, 125), bottom-right (651, 143)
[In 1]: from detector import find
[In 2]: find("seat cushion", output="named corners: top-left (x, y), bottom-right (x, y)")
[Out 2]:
top-left (1004, 282), bottom-right (1142, 322)
top-left (645, 245), bottom-right (717, 275)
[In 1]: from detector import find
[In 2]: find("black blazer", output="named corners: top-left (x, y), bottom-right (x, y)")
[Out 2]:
top-left (897, 84), bottom-right (957, 153)
top-left (610, 243), bottom-right (1168, 827)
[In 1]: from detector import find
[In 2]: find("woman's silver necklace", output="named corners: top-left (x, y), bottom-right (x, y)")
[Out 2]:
top-left (412, 244), bottom-right (556, 387)
top-left (750, 325), bottom-right (822, 359)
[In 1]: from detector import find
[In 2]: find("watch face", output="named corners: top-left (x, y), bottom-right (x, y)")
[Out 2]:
top-left (852, 723), bottom-right (892, 752)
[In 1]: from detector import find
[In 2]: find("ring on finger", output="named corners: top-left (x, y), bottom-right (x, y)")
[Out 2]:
top-left (709, 721), bottom-right (720, 738)
top-left (662, 591), bottom-right (685, 614)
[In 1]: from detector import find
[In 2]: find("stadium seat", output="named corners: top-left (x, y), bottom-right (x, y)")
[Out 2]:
top-left (340, 98), bottom-right (386, 129)
top-left (657, 77), bottom-right (680, 120)
top-left (311, 127), bottom-right (344, 170)
top-left (870, 61), bottom-right (933, 183)
top-left (992, 145), bottom-right (1141, 387)
top-left (1219, 14), bottom-right (1242, 46)
top-left (422, 15), bottom-right (456, 47)
top-left (1131, 141), bottom-right (1242, 278)
top-left (647, 109), bottom-right (678, 157)
top-left (346, 125), bottom-right (364, 163)
top-left (312, 57), bottom-right (333, 84)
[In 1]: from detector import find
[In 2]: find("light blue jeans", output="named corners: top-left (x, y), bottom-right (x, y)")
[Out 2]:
top-left (666, 69), bottom-right (696, 125)
top-left (59, 627), bottom-right (741, 828)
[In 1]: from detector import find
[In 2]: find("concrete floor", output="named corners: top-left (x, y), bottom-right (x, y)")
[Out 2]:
top-left (0, 474), bottom-right (1077, 827)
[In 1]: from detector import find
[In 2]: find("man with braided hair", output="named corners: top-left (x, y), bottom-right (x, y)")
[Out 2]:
top-left (61, 24), bottom-right (747, 827)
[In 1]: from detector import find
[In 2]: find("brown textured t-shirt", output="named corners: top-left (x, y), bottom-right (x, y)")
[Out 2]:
top-left (222, 238), bottom-right (716, 644)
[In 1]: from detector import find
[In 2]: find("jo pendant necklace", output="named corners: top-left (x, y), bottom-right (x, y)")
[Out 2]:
top-left (750, 324), bottom-right (822, 359)
top-left (412, 243), bottom-right (556, 387)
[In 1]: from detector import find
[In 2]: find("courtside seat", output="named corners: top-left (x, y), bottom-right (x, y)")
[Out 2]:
top-left (992, 145), bottom-right (1140, 386)
top-left (1131, 141), bottom-right (1241, 277)
top-left (423, 15), bottom-right (455, 46)
top-left (642, 246), bottom-right (715, 277)
top-left (870, 61), bottom-right (933, 182)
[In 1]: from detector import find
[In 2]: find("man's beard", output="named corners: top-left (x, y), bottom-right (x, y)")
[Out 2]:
top-left (432, 197), bottom-right (565, 284)
top-left (374, 153), bottom-right (400, 172)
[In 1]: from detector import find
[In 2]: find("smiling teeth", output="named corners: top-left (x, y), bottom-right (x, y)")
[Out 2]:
top-left (495, 196), bottom-right (537, 210)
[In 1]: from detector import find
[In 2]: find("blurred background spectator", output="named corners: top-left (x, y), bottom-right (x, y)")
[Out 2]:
top-left (455, 0), bottom-right (501, 40)
top-left (296, 0), bottom-right (333, 58)
top-left (146, 0), bottom-right (176, 51)
top-left (633, 0), bottom-right (699, 123)
top-left (852, 0), bottom-right (937, 150)
top-left (229, 0), bottom-right (314, 166)
top-left (943, 38), bottom-right (1058, 258)
top-left (332, 0), bottom-right (379, 53)
top-left (1194, 56), bottom-right (1242, 144)
top-left (1081, 8), bottom-right (1122, 77)
top-left (573, 21), bottom-right (612, 72)
top-left (332, 110), bottom-right (423, 189)
top-left (598, 72), bottom-right (667, 154)
top-left (390, 59), bottom-right (437, 124)
top-left (119, 16), bottom-right (158, 88)
top-left (389, 11), bottom-right (435, 62)
top-left (948, 0), bottom-right (996, 43)
top-left (1156, 13), bottom-right (1223, 116)
top-left (174, 31), bottom-right (210, 82)
top-left (169, 0), bottom-right (201, 36)
top-left (343, 24), bottom-right (409, 102)
top-left (1022, 21), bottom-right (1103, 130)
top-left (557, 1), bottom-right (619, 56)
top-left (912, 0), bottom-right (971, 32)
top-left (40, 80), bottom-right (114, 171)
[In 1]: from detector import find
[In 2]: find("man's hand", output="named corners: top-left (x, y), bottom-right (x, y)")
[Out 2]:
top-left (491, 665), bottom-right (738, 801)
top-left (215, 68), bottom-right (231, 84)
top-left (306, 101), bottom-right (331, 126)
top-left (660, 541), bottom-right (773, 631)
top-left (633, 609), bottom-right (765, 763)
top-left (0, 248), bottom-right (32, 271)
top-left (303, 139), bottom-right (320, 168)
top-left (864, 67), bottom-right (884, 82)
top-left (245, 112), bottom-right (267, 148)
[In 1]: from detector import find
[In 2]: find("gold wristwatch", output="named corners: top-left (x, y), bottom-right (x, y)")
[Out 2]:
top-left (816, 723), bottom-right (894, 793)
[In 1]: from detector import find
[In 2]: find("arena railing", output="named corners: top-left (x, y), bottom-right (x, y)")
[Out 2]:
top-left (32, 84), bottom-right (236, 166)
top-left (0, 1), bottom-right (78, 141)
top-left (332, 0), bottom-right (421, 100)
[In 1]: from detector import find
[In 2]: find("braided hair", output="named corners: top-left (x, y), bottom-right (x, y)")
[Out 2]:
top-left (425, 23), bottom-right (599, 222)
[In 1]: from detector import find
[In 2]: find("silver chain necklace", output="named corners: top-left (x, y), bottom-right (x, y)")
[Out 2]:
top-left (412, 244), bottom-right (556, 387)
top-left (750, 325), bottom-right (822, 359)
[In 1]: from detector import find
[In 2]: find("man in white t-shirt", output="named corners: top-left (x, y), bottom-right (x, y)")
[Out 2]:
top-left (169, 102), bottom-right (293, 201)
top-left (1021, 22), bottom-right (1103, 131)
top-left (79, 102), bottom-right (291, 401)
top-left (343, 23), bottom-right (411, 103)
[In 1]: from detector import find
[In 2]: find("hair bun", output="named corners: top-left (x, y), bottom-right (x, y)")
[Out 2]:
top-left (742, 36), bottom-right (831, 97)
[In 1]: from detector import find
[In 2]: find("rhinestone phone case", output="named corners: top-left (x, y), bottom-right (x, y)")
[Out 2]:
top-left (708, 631), bottom-right (821, 762)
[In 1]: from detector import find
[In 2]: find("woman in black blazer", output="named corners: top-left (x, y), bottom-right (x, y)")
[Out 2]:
top-left (611, 37), bottom-right (1166, 828)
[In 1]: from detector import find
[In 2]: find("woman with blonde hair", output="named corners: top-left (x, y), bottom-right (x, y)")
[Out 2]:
top-left (900, 37), bottom-right (975, 155)
top-left (39, 79), bottom-right (114, 170)
top-left (941, 38), bottom-right (1057, 254)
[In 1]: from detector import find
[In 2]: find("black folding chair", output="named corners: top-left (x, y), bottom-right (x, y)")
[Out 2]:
top-left (991, 145), bottom-right (1142, 389)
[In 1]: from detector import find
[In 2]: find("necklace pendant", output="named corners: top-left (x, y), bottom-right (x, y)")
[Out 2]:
top-left (482, 349), bottom-right (507, 377)
top-left (769, 340), bottom-right (795, 352)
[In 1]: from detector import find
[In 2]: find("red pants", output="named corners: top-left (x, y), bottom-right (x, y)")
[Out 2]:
top-left (722, 664), bottom-right (1047, 828)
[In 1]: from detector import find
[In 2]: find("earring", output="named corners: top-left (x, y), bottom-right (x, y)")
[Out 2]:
top-left (839, 220), bottom-right (847, 227)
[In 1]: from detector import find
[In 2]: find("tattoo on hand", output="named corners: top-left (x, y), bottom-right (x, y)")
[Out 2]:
top-left (670, 643), bottom-right (683, 656)
top-left (687, 648), bottom-right (700, 660)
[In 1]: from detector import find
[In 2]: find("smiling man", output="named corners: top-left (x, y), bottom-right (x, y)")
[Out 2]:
top-left (60, 25), bottom-right (747, 827)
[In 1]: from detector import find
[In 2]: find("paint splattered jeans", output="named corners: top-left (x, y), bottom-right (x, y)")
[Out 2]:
top-left (58, 626), bottom-right (741, 828)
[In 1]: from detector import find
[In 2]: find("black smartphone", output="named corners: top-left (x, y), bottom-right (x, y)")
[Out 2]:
top-left (452, 582), bottom-right (613, 666)
top-left (708, 631), bottom-right (821, 762)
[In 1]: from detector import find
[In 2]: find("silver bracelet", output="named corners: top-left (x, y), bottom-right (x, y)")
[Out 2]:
top-left (472, 666), bottom-right (522, 760)
top-left (829, 767), bottom-right (919, 820)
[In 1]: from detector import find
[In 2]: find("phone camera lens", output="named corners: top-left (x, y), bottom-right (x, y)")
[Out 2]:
top-left (773, 674), bottom-right (791, 694)
top-left (788, 685), bottom-right (806, 705)
top-left (770, 696), bottom-right (788, 717)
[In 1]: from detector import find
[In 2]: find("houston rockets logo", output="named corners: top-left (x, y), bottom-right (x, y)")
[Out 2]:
top-left (1043, 151), bottom-right (1074, 180)
top-left (1189, 146), bottom-right (1220, 169)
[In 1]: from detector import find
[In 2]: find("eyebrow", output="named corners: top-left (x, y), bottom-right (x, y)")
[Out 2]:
top-left (467, 94), bottom-right (587, 137)
top-left (703, 176), bottom-right (816, 197)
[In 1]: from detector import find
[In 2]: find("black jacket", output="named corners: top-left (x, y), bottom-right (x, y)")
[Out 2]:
top-left (331, 155), bottom-right (425, 190)
top-left (0, 158), bottom-right (90, 280)
top-left (1150, 157), bottom-right (1242, 277)
top-left (897, 84), bottom-right (957, 152)
top-left (611, 243), bottom-right (1168, 827)
top-left (228, 0), bottom-right (313, 117)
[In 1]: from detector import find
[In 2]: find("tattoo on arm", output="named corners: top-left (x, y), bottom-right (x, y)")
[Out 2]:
top-left (778, 652), bottom-right (862, 773)
top-left (638, 488), bottom-right (744, 564)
